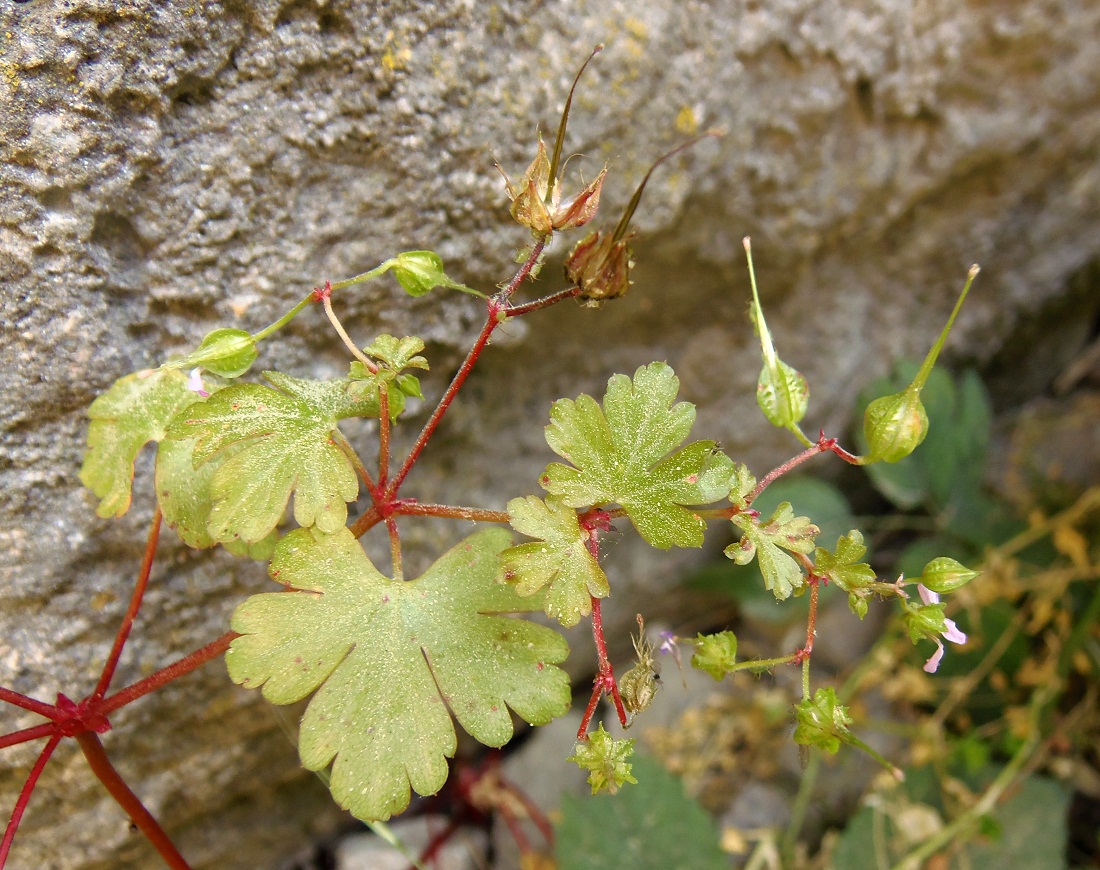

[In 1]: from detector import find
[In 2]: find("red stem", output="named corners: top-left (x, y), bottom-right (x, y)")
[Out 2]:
top-left (500, 774), bottom-right (555, 846)
top-left (0, 733), bottom-right (61, 869)
top-left (506, 285), bottom-right (582, 317)
top-left (93, 507), bottom-right (162, 701)
top-left (378, 384), bottom-right (391, 489)
top-left (387, 240), bottom-right (549, 495)
top-left (392, 503), bottom-right (510, 523)
top-left (747, 433), bottom-right (838, 506)
top-left (75, 732), bottom-right (191, 870)
top-left (100, 632), bottom-right (237, 717)
top-left (388, 309), bottom-right (501, 494)
top-left (0, 688), bottom-right (60, 722)
top-left (0, 722), bottom-right (58, 751)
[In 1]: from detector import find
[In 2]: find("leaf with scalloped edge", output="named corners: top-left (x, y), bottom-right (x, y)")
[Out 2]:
top-left (80, 369), bottom-right (203, 518)
top-left (539, 363), bottom-right (734, 549)
top-left (154, 438), bottom-right (275, 558)
top-left (499, 495), bottom-right (608, 627)
top-left (728, 502), bottom-right (819, 600)
top-left (164, 371), bottom-right (379, 543)
top-left (225, 526), bottom-right (570, 822)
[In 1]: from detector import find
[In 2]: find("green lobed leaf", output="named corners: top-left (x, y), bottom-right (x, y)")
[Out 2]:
top-left (728, 502), bottom-right (818, 600)
top-left (567, 725), bottom-right (638, 795)
top-left (226, 526), bottom-right (570, 822)
top-left (498, 495), bottom-right (609, 627)
top-left (154, 438), bottom-right (276, 559)
top-left (80, 368), bottom-right (203, 518)
top-left (539, 363), bottom-right (734, 549)
top-left (164, 371), bottom-right (380, 543)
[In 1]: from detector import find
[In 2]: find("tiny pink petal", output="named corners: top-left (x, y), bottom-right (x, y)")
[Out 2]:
top-left (917, 583), bottom-right (939, 606)
top-left (942, 618), bottom-right (967, 645)
top-left (923, 641), bottom-right (945, 673)
top-left (187, 368), bottom-right (210, 398)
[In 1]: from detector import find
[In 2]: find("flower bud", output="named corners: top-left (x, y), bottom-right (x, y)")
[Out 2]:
top-left (167, 327), bottom-right (257, 379)
top-left (917, 556), bottom-right (979, 594)
top-left (863, 385), bottom-right (929, 463)
top-left (387, 250), bottom-right (479, 297)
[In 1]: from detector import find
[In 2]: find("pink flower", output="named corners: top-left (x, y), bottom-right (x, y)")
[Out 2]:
top-left (187, 368), bottom-right (210, 398)
top-left (918, 584), bottom-right (967, 673)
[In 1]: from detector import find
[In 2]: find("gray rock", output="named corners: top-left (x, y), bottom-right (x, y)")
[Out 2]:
top-left (2, 0), bottom-right (1098, 867)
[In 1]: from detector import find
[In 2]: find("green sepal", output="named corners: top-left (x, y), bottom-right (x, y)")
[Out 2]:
top-left (917, 556), bottom-right (979, 594)
top-left (793, 687), bottom-right (853, 754)
top-left (226, 526), bottom-right (570, 822)
top-left (162, 327), bottom-right (258, 379)
top-left (728, 463), bottom-right (757, 511)
top-left (539, 362), bottom-right (735, 549)
top-left (901, 600), bottom-right (950, 643)
top-left (690, 631), bottom-right (738, 681)
top-left (80, 368), bottom-right (204, 518)
top-left (386, 250), bottom-right (484, 298)
top-left (568, 725), bottom-right (638, 795)
top-left (498, 495), bottom-right (609, 627)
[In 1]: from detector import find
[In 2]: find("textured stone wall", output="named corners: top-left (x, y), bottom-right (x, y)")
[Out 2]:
top-left (1, 0), bottom-right (1098, 867)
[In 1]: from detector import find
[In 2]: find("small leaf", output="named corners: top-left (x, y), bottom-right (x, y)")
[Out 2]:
top-left (499, 495), bottom-right (608, 627)
top-left (540, 363), bottom-right (734, 549)
top-left (163, 327), bottom-right (258, 379)
top-left (691, 631), bottom-right (738, 680)
top-left (80, 369), bottom-right (203, 518)
top-left (729, 502), bottom-right (818, 600)
top-left (814, 531), bottom-right (877, 594)
top-left (227, 527), bottom-right (570, 822)
top-left (567, 725), bottom-right (638, 795)
top-left (362, 334), bottom-right (429, 374)
top-left (164, 372), bottom-right (379, 542)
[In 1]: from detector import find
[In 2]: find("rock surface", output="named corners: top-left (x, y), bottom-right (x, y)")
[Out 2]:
top-left (1, 0), bottom-right (1098, 867)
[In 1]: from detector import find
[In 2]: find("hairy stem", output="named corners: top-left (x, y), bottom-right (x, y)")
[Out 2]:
top-left (322, 291), bottom-right (375, 369)
top-left (100, 632), bottom-right (237, 716)
top-left (0, 689), bottom-right (60, 722)
top-left (747, 433), bottom-right (837, 505)
top-left (75, 732), bottom-right (191, 870)
top-left (392, 503), bottom-right (510, 523)
top-left (0, 722), bottom-right (58, 751)
top-left (94, 508), bottom-right (163, 701)
top-left (0, 734), bottom-right (61, 869)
